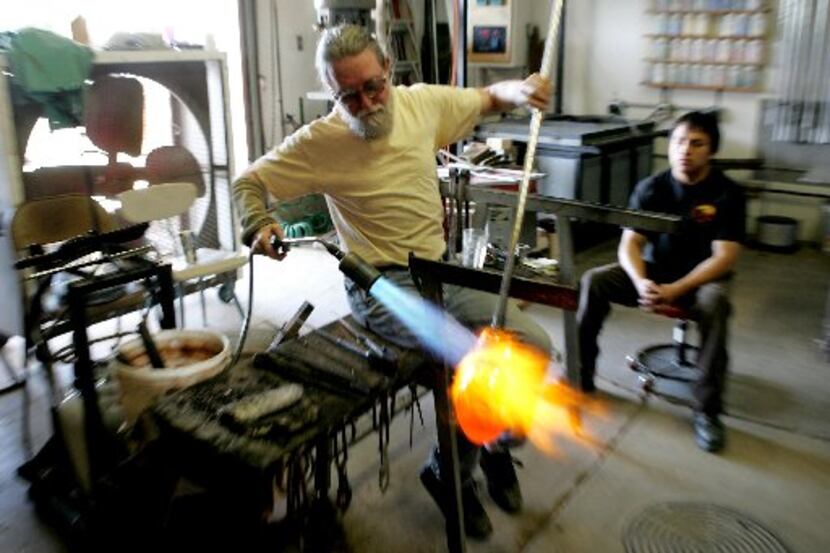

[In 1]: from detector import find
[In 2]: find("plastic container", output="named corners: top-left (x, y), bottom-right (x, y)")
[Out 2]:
top-left (114, 329), bottom-right (230, 423)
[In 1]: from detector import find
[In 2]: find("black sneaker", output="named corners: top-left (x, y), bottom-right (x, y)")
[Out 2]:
top-left (693, 412), bottom-right (725, 453)
top-left (479, 449), bottom-right (522, 513)
top-left (419, 465), bottom-right (492, 539)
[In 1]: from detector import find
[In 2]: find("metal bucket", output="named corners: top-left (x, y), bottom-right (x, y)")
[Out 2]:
top-left (756, 215), bottom-right (799, 250)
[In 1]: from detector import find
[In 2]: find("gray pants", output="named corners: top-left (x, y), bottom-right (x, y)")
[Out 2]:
top-left (576, 263), bottom-right (731, 415)
top-left (345, 268), bottom-right (551, 483)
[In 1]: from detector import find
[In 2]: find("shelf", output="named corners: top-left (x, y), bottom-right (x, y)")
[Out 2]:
top-left (645, 33), bottom-right (766, 39)
top-left (645, 58), bottom-right (764, 66)
top-left (642, 81), bottom-right (761, 92)
top-left (647, 9), bottom-right (770, 15)
top-left (643, 4), bottom-right (768, 95)
top-left (0, 49), bottom-right (227, 70)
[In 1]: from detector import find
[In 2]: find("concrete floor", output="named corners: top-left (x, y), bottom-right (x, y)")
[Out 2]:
top-left (1, 241), bottom-right (828, 552)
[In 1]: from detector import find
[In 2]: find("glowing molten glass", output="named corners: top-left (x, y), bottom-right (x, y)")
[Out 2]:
top-left (451, 328), bottom-right (549, 445)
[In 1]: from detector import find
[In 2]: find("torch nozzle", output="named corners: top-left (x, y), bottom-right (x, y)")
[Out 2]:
top-left (272, 235), bottom-right (380, 291)
top-left (322, 240), bottom-right (345, 260)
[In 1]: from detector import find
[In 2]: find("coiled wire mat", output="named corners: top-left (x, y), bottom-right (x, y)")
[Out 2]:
top-left (623, 502), bottom-right (789, 553)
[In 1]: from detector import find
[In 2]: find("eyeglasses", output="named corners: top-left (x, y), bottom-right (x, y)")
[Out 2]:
top-left (332, 76), bottom-right (387, 108)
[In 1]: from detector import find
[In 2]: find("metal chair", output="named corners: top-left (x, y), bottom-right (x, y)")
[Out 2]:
top-left (627, 304), bottom-right (701, 400)
top-left (10, 195), bottom-right (149, 380)
top-left (144, 144), bottom-right (243, 315)
top-left (10, 193), bottom-right (176, 504)
top-left (118, 181), bottom-right (246, 327)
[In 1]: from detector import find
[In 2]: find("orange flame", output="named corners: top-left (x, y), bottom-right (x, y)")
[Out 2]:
top-left (451, 328), bottom-right (602, 454)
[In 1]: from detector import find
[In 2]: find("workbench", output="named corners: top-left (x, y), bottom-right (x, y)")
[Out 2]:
top-left (152, 316), bottom-right (431, 544)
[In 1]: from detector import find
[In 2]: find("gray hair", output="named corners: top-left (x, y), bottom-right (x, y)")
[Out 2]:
top-left (315, 24), bottom-right (386, 87)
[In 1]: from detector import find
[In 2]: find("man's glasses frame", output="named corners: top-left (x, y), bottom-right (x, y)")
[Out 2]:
top-left (332, 75), bottom-right (387, 108)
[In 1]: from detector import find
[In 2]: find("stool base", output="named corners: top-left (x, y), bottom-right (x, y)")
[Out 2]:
top-left (627, 344), bottom-right (701, 405)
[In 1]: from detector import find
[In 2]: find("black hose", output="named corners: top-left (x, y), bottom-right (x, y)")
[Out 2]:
top-left (229, 249), bottom-right (256, 369)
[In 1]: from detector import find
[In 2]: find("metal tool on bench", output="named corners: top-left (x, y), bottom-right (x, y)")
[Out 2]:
top-left (258, 342), bottom-right (374, 396)
top-left (253, 302), bottom-right (378, 396)
top-left (316, 329), bottom-right (373, 360)
top-left (339, 319), bottom-right (396, 363)
top-left (252, 239), bottom-right (396, 395)
top-left (264, 300), bottom-right (315, 352)
top-left (137, 319), bottom-right (165, 369)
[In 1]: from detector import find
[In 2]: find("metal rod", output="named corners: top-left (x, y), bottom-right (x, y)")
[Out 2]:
top-left (238, 0), bottom-right (265, 158)
top-left (446, 168), bottom-right (459, 260)
top-left (463, 188), bottom-right (681, 234)
top-left (775, 0), bottom-right (796, 141)
top-left (790, 0), bottom-right (809, 141)
top-left (814, 0), bottom-right (830, 143)
top-left (25, 245), bottom-right (153, 281)
top-left (800, 0), bottom-right (819, 143)
top-left (491, 0), bottom-right (564, 329)
top-left (554, 0), bottom-right (566, 115)
top-left (806, 0), bottom-right (822, 142)
top-left (316, 329), bottom-right (371, 359)
top-left (430, 0), bottom-right (440, 83)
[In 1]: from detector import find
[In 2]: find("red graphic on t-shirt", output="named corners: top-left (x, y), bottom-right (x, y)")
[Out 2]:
top-left (691, 204), bottom-right (717, 223)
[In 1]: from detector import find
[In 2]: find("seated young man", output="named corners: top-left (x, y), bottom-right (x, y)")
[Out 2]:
top-left (576, 111), bottom-right (746, 453)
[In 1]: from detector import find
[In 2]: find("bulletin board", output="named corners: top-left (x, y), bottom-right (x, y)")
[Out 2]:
top-left (468, 0), bottom-right (512, 65)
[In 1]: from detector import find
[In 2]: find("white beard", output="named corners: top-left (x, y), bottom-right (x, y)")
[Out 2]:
top-left (338, 93), bottom-right (394, 140)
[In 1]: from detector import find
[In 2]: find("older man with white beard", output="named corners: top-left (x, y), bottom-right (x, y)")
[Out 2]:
top-left (233, 24), bottom-right (551, 540)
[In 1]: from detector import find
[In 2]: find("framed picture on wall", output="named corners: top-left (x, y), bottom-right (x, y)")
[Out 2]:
top-left (472, 26), bottom-right (507, 55)
top-left (468, 0), bottom-right (512, 63)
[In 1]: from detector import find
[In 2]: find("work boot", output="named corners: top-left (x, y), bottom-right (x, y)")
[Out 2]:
top-left (693, 412), bottom-right (725, 453)
top-left (479, 449), bottom-right (522, 513)
top-left (419, 465), bottom-right (492, 539)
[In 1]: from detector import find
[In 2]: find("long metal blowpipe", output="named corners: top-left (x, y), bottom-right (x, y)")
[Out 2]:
top-left (491, 0), bottom-right (565, 328)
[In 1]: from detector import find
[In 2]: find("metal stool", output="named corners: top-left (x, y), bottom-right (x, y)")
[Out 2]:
top-left (627, 305), bottom-right (700, 400)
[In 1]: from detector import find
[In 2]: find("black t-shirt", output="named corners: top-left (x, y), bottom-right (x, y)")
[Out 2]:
top-left (627, 168), bottom-right (746, 281)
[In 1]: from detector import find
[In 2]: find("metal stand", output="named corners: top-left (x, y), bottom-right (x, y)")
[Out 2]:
top-left (415, 269), bottom-right (466, 553)
top-left (67, 262), bottom-right (176, 488)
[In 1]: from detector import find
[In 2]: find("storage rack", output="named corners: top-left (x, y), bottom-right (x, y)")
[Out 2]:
top-left (642, 0), bottom-right (771, 92)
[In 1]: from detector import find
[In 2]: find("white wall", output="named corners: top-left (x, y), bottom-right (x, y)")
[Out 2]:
top-left (561, 0), bottom-right (769, 159)
top-left (257, 0), bottom-right (330, 149)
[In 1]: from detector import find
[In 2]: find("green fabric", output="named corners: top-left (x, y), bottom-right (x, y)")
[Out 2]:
top-left (271, 194), bottom-right (332, 233)
top-left (7, 28), bottom-right (93, 129)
